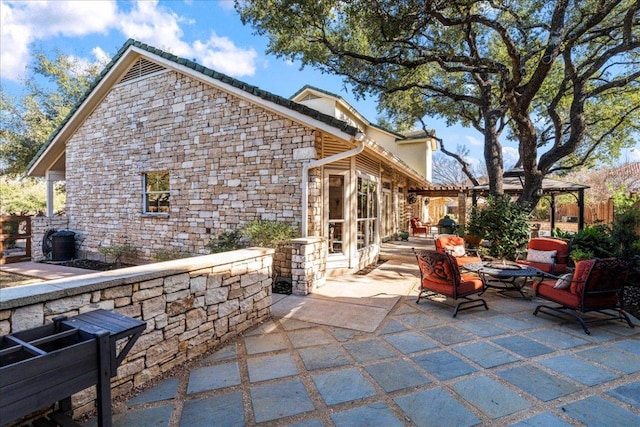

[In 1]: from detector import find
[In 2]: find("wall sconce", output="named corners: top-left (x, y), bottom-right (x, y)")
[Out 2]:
top-left (536, 188), bottom-right (544, 197)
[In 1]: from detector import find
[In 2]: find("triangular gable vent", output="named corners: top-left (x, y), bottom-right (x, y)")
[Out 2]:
top-left (118, 57), bottom-right (167, 84)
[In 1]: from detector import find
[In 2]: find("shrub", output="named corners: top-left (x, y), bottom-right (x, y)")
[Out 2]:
top-left (206, 230), bottom-right (244, 253)
top-left (242, 220), bottom-right (297, 248)
top-left (98, 243), bottom-right (138, 267)
top-left (152, 248), bottom-right (191, 262)
top-left (468, 196), bottom-right (531, 259)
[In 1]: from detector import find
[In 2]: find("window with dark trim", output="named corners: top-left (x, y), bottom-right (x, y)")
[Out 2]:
top-left (144, 171), bottom-right (170, 214)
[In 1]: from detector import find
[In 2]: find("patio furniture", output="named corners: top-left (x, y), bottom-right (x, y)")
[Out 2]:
top-left (435, 235), bottom-right (482, 266)
top-left (413, 249), bottom-right (488, 317)
top-left (516, 237), bottom-right (570, 274)
top-left (532, 257), bottom-right (635, 334)
top-left (410, 218), bottom-right (428, 236)
top-left (464, 261), bottom-right (544, 299)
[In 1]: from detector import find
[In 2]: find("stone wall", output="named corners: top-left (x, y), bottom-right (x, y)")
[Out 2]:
top-left (30, 215), bottom-right (70, 261)
top-left (291, 237), bottom-right (327, 295)
top-left (0, 249), bottom-right (273, 420)
top-left (64, 70), bottom-right (317, 261)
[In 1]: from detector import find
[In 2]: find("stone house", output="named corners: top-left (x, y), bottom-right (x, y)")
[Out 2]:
top-left (28, 39), bottom-right (436, 286)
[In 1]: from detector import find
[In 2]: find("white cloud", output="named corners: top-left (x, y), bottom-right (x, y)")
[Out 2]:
top-left (502, 146), bottom-right (519, 169)
top-left (1, 0), bottom-right (118, 81)
top-left (620, 146), bottom-right (640, 163)
top-left (465, 135), bottom-right (483, 146)
top-left (1, 0), bottom-right (259, 82)
top-left (193, 34), bottom-right (257, 76)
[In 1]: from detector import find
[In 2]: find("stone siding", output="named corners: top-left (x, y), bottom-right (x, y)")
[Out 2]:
top-left (0, 249), bottom-right (273, 420)
top-left (30, 215), bottom-right (70, 261)
top-left (291, 237), bottom-right (327, 294)
top-left (64, 70), bottom-right (317, 261)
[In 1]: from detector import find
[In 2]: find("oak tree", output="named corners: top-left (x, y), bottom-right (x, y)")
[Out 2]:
top-left (238, 0), bottom-right (640, 206)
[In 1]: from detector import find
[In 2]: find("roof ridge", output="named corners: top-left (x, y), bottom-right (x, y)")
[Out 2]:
top-left (27, 39), bottom-right (360, 173)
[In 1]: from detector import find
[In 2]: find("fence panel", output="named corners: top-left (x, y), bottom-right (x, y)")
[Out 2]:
top-left (1, 216), bottom-right (31, 264)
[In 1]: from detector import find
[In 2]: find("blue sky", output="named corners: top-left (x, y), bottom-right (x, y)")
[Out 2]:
top-left (2, 0), bottom-right (638, 167)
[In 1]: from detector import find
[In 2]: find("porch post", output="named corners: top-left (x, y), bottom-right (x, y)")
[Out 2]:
top-left (45, 170), bottom-right (65, 217)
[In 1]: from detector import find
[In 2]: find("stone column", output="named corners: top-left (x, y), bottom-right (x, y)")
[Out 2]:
top-left (290, 237), bottom-right (327, 295)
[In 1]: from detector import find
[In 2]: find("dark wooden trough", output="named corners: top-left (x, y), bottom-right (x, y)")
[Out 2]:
top-left (0, 310), bottom-right (145, 427)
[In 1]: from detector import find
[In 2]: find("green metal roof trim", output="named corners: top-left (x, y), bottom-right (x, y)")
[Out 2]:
top-left (28, 39), bottom-right (360, 173)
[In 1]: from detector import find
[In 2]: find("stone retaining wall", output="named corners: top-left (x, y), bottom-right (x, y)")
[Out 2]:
top-left (0, 248), bottom-right (273, 421)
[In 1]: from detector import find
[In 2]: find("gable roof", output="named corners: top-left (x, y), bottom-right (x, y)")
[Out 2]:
top-left (28, 39), bottom-right (361, 176)
top-left (291, 84), bottom-right (437, 142)
top-left (28, 39), bottom-right (430, 187)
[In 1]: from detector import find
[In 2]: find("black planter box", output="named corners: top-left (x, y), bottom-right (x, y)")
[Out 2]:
top-left (0, 310), bottom-right (145, 427)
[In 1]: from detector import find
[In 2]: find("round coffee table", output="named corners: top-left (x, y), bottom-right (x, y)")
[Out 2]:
top-left (463, 261), bottom-right (544, 298)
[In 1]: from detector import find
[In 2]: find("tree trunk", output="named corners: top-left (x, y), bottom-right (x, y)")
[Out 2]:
top-left (483, 111), bottom-right (504, 196)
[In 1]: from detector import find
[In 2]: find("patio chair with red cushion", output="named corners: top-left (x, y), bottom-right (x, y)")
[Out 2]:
top-left (516, 237), bottom-right (570, 274)
top-left (434, 235), bottom-right (482, 266)
top-left (410, 218), bottom-right (428, 236)
top-left (413, 249), bottom-right (488, 317)
top-left (532, 257), bottom-right (635, 334)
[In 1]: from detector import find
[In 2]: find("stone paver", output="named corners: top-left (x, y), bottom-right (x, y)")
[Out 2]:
top-left (312, 368), bottom-right (377, 405)
top-left (247, 353), bottom-right (298, 382)
top-left (364, 359), bottom-right (430, 392)
top-left (607, 381), bottom-right (640, 409)
top-left (562, 395), bottom-right (640, 426)
top-left (250, 380), bottom-right (315, 422)
top-left (411, 350), bottom-right (477, 380)
top-left (186, 362), bottom-right (241, 394)
top-left (453, 376), bottom-right (532, 418)
top-left (539, 355), bottom-right (619, 386)
top-left (394, 388), bottom-right (481, 427)
top-left (331, 402), bottom-right (404, 427)
top-left (453, 341), bottom-right (520, 368)
top-left (383, 331), bottom-right (438, 353)
top-left (180, 392), bottom-right (244, 427)
top-left (298, 344), bottom-right (351, 370)
top-left (94, 239), bottom-right (640, 427)
top-left (497, 365), bottom-right (579, 401)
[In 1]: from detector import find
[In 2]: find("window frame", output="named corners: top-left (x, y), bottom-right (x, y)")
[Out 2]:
top-left (356, 174), bottom-right (379, 250)
top-left (142, 171), bottom-right (170, 216)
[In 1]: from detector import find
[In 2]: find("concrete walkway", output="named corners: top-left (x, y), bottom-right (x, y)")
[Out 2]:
top-left (0, 260), bottom-right (92, 281)
top-left (85, 237), bottom-right (639, 427)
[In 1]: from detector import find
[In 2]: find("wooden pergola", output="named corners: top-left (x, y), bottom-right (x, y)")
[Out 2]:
top-left (470, 170), bottom-right (590, 232)
top-left (410, 170), bottom-right (590, 232)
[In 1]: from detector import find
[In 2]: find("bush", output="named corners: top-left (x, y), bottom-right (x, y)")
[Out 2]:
top-left (468, 196), bottom-right (531, 259)
top-left (98, 243), bottom-right (138, 267)
top-left (152, 248), bottom-right (191, 262)
top-left (242, 220), bottom-right (297, 248)
top-left (206, 230), bottom-right (244, 253)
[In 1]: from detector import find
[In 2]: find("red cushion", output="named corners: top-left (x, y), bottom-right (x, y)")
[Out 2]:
top-left (517, 260), bottom-right (567, 274)
top-left (533, 259), bottom-right (621, 311)
top-left (435, 236), bottom-right (465, 253)
top-left (528, 238), bottom-right (569, 262)
top-left (453, 255), bottom-right (482, 266)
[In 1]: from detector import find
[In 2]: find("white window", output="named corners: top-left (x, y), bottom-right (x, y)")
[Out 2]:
top-left (357, 176), bottom-right (378, 249)
top-left (143, 171), bottom-right (170, 214)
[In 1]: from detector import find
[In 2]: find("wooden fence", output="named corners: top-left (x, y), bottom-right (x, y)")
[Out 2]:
top-left (0, 215), bottom-right (31, 264)
top-left (556, 200), bottom-right (615, 225)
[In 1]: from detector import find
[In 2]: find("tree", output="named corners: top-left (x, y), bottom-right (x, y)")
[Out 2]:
top-left (432, 144), bottom-right (485, 185)
top-left (1, 51), bottom-right (102, 176)
top-left (238, 0), bottom-right (640, 207)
